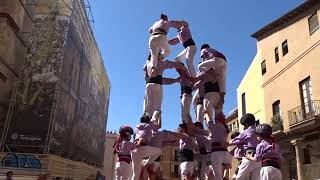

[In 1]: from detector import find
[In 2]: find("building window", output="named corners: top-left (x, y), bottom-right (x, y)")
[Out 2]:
top-left (299, 77), bottom-right (314, 116)
top-left (241, 93), bottom-right (246, 116)
top-left (173, 150), bottom-right (180, 161)
top-left (303, 147), bottom-right (311, 164)
top-left (0, 72), bottom-right (7, 82)
top-left (261, 60), bottom-right (266, 75)
top-left (282, 40), bottom-right (288, 56)
top-left (173, 165), bottom-right (180, 177)
top-left (272, 100), bottom-right (281, 116)
top-left (308, 12), bottom-right (319, 35)
top-left (274, 47), bottom-right (279, 63)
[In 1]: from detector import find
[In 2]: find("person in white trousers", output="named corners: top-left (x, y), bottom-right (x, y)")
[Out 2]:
top-left (113, 126), bottom-right (136, 180)
top-left (245, 123), bottom-right (282, 180)
top-left (143, 54), bottom-right (183, 118)
top-left (198, 44), bottom-right (227, 113)
top-left (148, 14), bottom-right (184, 69)
top-left (228, 113), bottom-right (261, 180)
top-left (131, 112), bottom-right (162, 180)
top-left (192, 89), bottom-right (204, 123)
top-left (206, 112), bottom-right (232, 180)
top-left (169, 21), bottom-right (197, 78)
top-left (175, 63), bottom-right (194, 123)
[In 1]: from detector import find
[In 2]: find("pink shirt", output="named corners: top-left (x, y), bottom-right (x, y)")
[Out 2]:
top-left (178, 69), bottom-right (193, 87)
top-left (255, 140), bottom-right (282, 162)
top-left (149, 19), bottom-right (179, 34)
top-left (197, 68), bottom-right (218, 84)
top-left (208, 121), bottom-right (228, 143)
top-left (179, 135), bottom-right (194, 150)
top-left (200, 48), bottom-right (226, 60)
top-left (230, 126), bottom-right (260, 150)
top-left (146, 60), bottom-right (176, 78)
top-left (134, 122), bottom-right (158, 143)
top-left (170, 26), bottom-right (193, 44)
top-left (117, 141), bottom-right (136, 156)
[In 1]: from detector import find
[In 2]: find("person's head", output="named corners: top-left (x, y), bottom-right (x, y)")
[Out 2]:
top-left (6, 171), bottom-right (13, 178)
top-left (177, 123), bottom-right (188, 133)
top-left (240, 113), bottom-right (256, 128)
top-left (194, 121), bottom-right (204, 129)
top-left (230, 131), bottom-right (240, 140)
top-left (200, 44), bottom-right (210, 50)
top-left (140, 114), bottom-right (151, 123)
top-left (255, 123), bottom-right (273, 141)
top-left (119, 125), bottom-right (134, 141)
top-left (160, 14), bottom-right (168, 21)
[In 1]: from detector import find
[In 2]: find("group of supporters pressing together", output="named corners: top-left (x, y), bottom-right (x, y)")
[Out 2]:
top-left (113, 14), bottom-right (283, 180)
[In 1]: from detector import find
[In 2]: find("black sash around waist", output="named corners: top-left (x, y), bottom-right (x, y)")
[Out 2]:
top-left (183, 38), bottom-right (196, 48)
top-left (211, 148), bottom-right (228, 152)
top-left (147, 75), bottom-right (163, 85)
top-left (199, 147), bottom-right (207, 155)
top-left (151, 29), bottom-right (167, 36)
top-left (204, 81), bottom-right (220, 94)
top-left (262, 158), bottom-right (281, 169)
top-left (181, 86), bottom-right (192, 95)
top-left (180, 149), bottom-right (194, 162)
top-left (117, 154), bottom-right (131, 164)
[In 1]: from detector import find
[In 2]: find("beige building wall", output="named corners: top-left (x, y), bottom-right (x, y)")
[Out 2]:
top-left (103, 132), bottom-right (117, 178)
top-left (237, 51), bottom-right (266, 130)
top-left (160, 146), bottom-right (180, 180)
top-left (249, 1), bottom-right (320, 179)
top-left (257, 6), bottom-right (320, 130)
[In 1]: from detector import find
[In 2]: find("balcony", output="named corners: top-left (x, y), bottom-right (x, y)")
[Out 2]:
top-left (288, 100), bottom-right (320, 127)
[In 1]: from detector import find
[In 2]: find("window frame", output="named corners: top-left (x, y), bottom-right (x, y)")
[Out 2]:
top-left (282, 40), bottom-right (289, 56)
top-left (241, 93), bottom-right (246, 116)
top-left (261, 60), bottom-right (267, 75)
top-left (274, 47), bottom-right (279, 63)
top-left (308, 12), bottom-right (319, 35)
top-left (272, 100), bottom-right (281, 116)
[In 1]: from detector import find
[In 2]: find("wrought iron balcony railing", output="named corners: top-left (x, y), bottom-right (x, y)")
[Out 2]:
top-left (288, 100), bottom-right (320, 127)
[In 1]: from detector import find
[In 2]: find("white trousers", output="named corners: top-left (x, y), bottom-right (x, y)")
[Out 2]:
top-left (203, 92), bottom-right (221, 120)
top-left (115, 161), bottom-right (131, 180)
top-left (175, 45), bottom-right (197, 77)
top-left (181, 93), bottom-right (192, 123)
top-left (131, 146), bottom-right (162, 180)
top-left (210, 151), bottom-right (232, 180)
top-left (180, 161), bottom-right (195, 178)
top-left (196, 154), bottom-right (208, 180)
top-left (143, 83), bottom-right (163, 117)
top-left (198, 57), bottom-right (227, 93)
top-left (236, 157), bottom-right (261, 180)
top-left (260, 166), bottom-right (282, 180)
top-left (192, 90), bottom-right (204, 123)
top-left (149, 34), bottom-right (170, 68)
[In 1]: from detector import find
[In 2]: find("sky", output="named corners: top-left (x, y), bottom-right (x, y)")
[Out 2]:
top-left (89, 0), bottom-right (303, 132)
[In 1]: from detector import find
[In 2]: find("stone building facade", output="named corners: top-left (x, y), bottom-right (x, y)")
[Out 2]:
top-left (0, 0), bottom-right (110, 179)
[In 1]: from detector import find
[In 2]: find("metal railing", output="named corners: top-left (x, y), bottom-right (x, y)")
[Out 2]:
top-left (288, 100), bottom-right (320, 126)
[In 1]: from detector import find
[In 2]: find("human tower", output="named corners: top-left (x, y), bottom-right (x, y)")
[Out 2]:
top-left (113, 14), bottom-right (283, 180)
